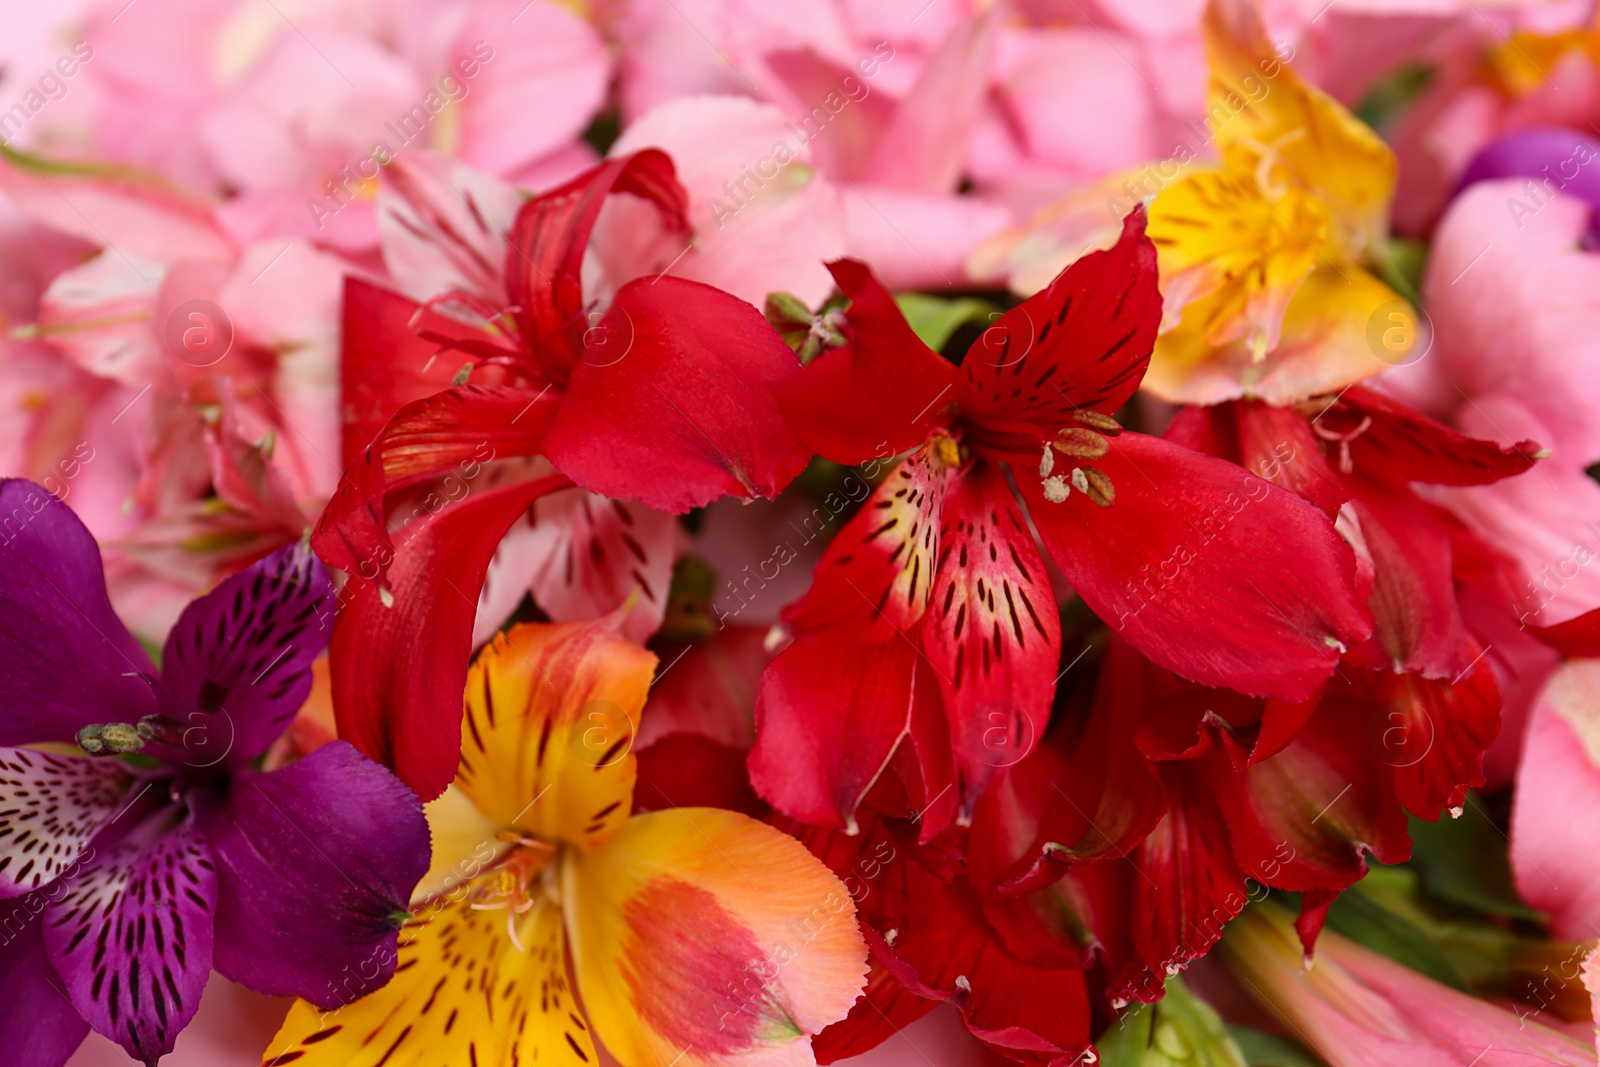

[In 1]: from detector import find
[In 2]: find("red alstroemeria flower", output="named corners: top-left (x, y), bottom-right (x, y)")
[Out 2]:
top-left (313, 150), bottom-right (811, 798)
top-left (751, 208), bottom-right (1372, 832)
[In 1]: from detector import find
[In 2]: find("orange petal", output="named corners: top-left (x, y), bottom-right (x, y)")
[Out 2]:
top-left (262, 879), bottom-right (595, 1067)
top-left (564, 808), bottom-right (868, 1067)
top-left (456, 619), bottom-right (657, 851)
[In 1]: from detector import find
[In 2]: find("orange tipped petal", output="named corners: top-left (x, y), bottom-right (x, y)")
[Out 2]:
top-left (564, 807), bottom-right (869, 1067)
top-left (457, 619), bottom-right (657, 852)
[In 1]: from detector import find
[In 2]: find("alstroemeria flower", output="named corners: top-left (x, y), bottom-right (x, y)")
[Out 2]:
top-left (313, 149), bottom-right (811, 799)
top-left (0, 480), bottom-right (429, 1067)
top-left (751, 206), bottom-right (1370, 833)
top-left (1141, 0), bottom-right (1411, 405)
top-left (264, 615), bottom-right (868, 1067)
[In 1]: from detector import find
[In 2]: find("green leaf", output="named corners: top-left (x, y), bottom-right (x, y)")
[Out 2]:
top-left (894, 292), bottom-right (997, 353)
top-left (1326, 871), bottom-right (1474, 991)
top-left (1224, 1025), bottom-right (1326, 1067)
top-left (1408, 794), bottom-right (1546, 922)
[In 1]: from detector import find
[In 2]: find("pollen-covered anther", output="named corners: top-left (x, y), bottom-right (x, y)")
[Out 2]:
top-left (1077, 466), bottom-right (1115, 508)
top-left (1041, 475), bottom-right (1070, 503)
top-left (1039, 444), bottom-right (1055, 477)
top-left (75, 722), bottom-right (144, 755)
top-left (1053, 427), bottom-right (1110, 460)
top-left (930, 433), bottom-right (964, 470)
top-left (1072, 409), bottom-right (1123, 436)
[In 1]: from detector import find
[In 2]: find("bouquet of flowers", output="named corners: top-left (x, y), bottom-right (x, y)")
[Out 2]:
top-left (2, 1), bottom-right (1598, 1065)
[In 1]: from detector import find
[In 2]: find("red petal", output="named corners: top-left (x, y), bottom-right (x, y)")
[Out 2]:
top-left (329, 473), bottom-right (570, 799)
top-left (1364, 663), bottom-right (1501, 818)
top-left (776, 258), bottom-right (957, 464)
top-left (1167, 400), bottom-right (1348, 518)
top-left (749, 634), bottom-right (918, 831)
top-left (957, 206), bottom-right (1160, 460)
top-left (507, 150), bottom-right (688, 378)
top-left (637, 624), bottom-right (769, 751)
top-left (1336, 385), bottom-right (1542, 486)
top-left (922, 463), bottom-right (1062, 819)
top-left (1344, 482), bottom-right (1474, 678)
top-left (632, 733), bottom-right (766, 818)
top-left (812, 958), bottom-right (938, 1065)
top-left (1211, 700), bottom-right (1412, 893)
top-left (312, 385), bottom-right (558, 585)
top-left (338, 278), bottom-right (462, 468)
top-left (541, 276), bottom-right (810, 511)
top-left (785, 449), bottom-right (951, 640)
top-left (1019, 434), bottom-right (1372, 701)
top-left (1531, 606), bottom-right (1600, 658)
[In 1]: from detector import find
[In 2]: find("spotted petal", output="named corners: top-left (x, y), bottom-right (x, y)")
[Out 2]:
top-left (921, 462), bottom-right (1061, 819)
top-left (457, 619), bottom-right (656, 852)
top-left (0, 748), bottom-right (132, 898)
top-left (565, 807), bottom-right (868, 1067)
top-left (43, 805), bottom-right (217, 1066)
top-left (158, 542), bottom-right (335, 769)
top-left (263, 882), bottom-right (592, 1067)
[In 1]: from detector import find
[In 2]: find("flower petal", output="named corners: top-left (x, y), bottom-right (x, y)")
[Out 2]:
top-left (375, 153), bottom-right (522, 305)
top-left (337, 278), bottom-right (470, 470)
top-left (458, 619), bottom-right (656, 851)
top-left (200, 742), bottom-right (428, 1005)
top-left (329, 472), bottom-right (572, 801)
top-left (157, 542), bottom-right (334, 769)
top-left (749, 633), bottom-right (918, 831)
top-left (0, 748), bottom-right (131, 899)
top-left (311, 385), bottom-right (559, 589)
top-left (542, 276), bottom-right (811, 511)
top-left (1020, 433), bottom-right (1371, 701)
top-left (776, 258), bottom-right (956, 465)
top-left (0, 894), bottom-right (91, 1067)
top-left (957, 206), bottom-right (1161, 459)
top-left (262, 885), bottom-right (591, 1067)
top-left (922, 462), bottom-right (1061, 819)
top-left (508, 150), bottom-right (688, 379)
top-left (0, 479), bottom-right (157, 746)
top-left (565, 806), bottom-right (867, 1067)
top-left (43, 805), bottom-right (217, 1065)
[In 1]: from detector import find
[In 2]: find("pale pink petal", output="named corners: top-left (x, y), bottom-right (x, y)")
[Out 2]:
top-left (601, 95), bottom-right (850, 307)
top-left (1424, 180), bottom-right (1600, 464)
top-left (842, 182), bottom-right (1013, 290)
top-left (375, 150), bottom-right (522, 303)
top-left (35, 250), bottom-right (165, 386)
top-left (453, 0), bottom-right (611, 177)
top-left (1511, 659), bottom-right (1600, 942)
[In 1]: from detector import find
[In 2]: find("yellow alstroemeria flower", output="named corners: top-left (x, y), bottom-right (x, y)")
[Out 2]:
top-left (1143, 0), bottom-right (1415, 405)
top-left (261, 617), bottom-right (868, 1067)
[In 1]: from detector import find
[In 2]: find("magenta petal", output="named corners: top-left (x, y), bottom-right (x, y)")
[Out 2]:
top-left (0, 895), bottom-right (91, 1067)
top-left (43, 806), bottom-right (216, 1066)
top-left (0, 480), bottom-right (157, 745)
top-left (157, 542), bottom-right (335, 769)
top-left (200, 742), bottom-right (427, 1007)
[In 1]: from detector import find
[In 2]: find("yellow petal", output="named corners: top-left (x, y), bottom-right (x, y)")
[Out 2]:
top-left (1145, 264), bottom-right (1410, 405)
top-left (1488, 27), bottom-right (1600, 98)
top-left (262, 881), bottom-right (594, 1067)
top-left (563, 808), bottom-right (869, 1067)
top-left (1202, 0), bottom-right (1395, 260)
top-left (1148, 168), bottom-right (1328, 379)
top-left (458, 620), bottom-right (656, 851)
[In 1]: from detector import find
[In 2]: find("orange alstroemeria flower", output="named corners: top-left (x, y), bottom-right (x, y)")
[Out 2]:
top-left (262, 616), bottom-right (868, 1067)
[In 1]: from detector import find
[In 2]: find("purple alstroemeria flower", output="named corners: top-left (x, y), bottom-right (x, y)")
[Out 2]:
top-left (1454, 126), bottom-right (1600, 247)
top-left (0, 480), bottom-right (430, 1067)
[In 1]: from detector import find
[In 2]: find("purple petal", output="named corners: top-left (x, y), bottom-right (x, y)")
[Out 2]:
top-left (158, 541), bottom-right (334, 769)
top-left (0, 894), bottom-right (91, 1067)
top-left (0, 480), bottom-right (156, 746)
top-left (1455, 126), bottom-right (1600, 231)
top-left (0, 748), bottom-right (133, 899)
top-left (200, 742), bottom-right (428, 1007)
top-left (42, 805), bottom-right (216, 1066)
